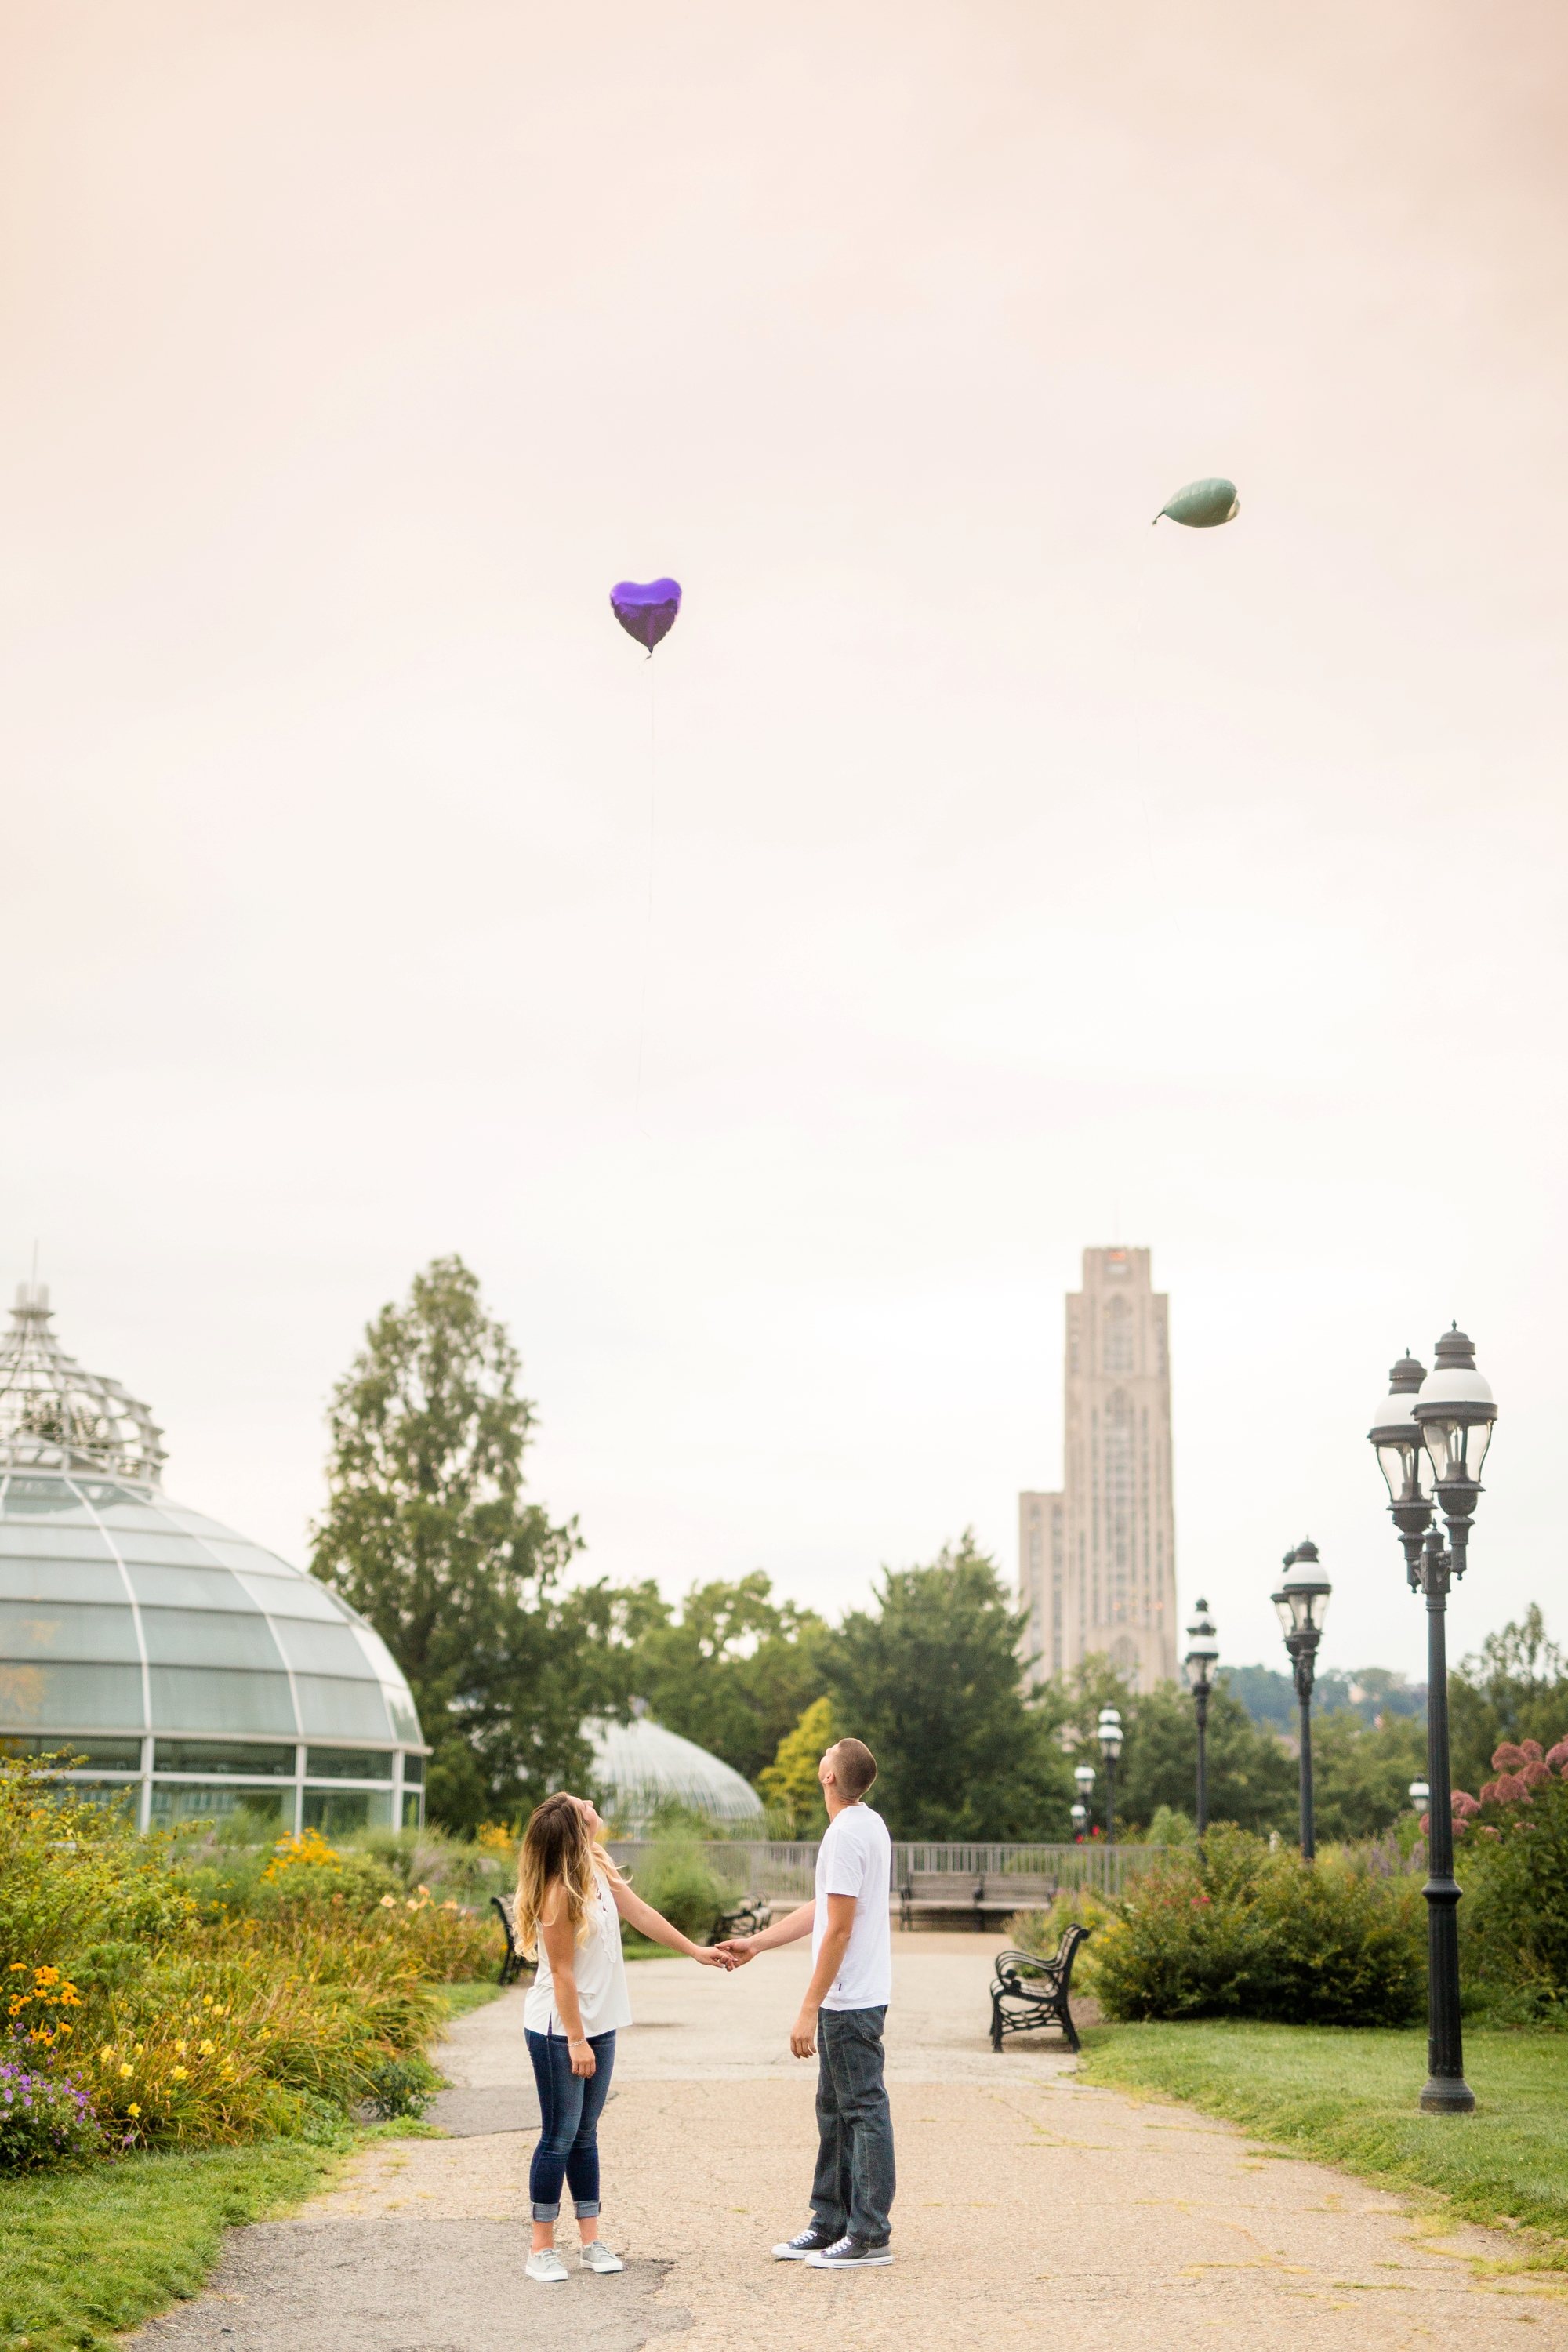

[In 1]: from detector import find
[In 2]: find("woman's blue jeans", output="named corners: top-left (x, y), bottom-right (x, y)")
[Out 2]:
top-left (525, 2027), bottom-right (617, 2221)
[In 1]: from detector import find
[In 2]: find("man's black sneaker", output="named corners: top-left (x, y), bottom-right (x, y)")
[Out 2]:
top-left (772, 2227), bottom-right (839, 2261)
top-left (804, 2236), bottom-right (893, 2268)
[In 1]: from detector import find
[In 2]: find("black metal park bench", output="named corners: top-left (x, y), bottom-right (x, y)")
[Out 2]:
top-left (712, 1893), bottom-right (770, 1943)
top-left (491, 1893), bottom-right (535, 1986)
top-left (989, 1926), bottom-right (1092, 2053)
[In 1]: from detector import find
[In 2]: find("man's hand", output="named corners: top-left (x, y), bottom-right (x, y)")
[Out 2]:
top-left (789, 2006), bottom-right (818, 2060)
top-left (713, 1937), bottom-right (755, 1965)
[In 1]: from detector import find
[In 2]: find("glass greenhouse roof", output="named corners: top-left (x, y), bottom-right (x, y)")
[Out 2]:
top-left (587, 1715), bottom-right (763, 1824)
top-left (0, 1283), bottom-right (423, 1755)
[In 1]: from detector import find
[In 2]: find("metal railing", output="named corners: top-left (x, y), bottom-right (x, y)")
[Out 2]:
top-left (605, 1838), bottom-right (1154, 1904)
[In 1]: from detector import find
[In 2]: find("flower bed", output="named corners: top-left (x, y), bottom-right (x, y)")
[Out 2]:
top-left (0, 1757), bottom-right (503, 2169)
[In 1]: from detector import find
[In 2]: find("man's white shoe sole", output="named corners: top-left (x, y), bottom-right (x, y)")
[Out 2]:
top-left (804, 2249), bottom-right (893, 2267)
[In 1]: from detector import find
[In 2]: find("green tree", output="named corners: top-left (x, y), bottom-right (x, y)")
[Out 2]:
top-left (310, 1255), bottom-right (619, 1833)
top-left (1310, 1710), bottom-right (1428, 1842)
top-left (1112, 1676), bottom-right (1298, 1837)
top-left (758, 1697), bottom-right (836, 1834)
top-left (620, 1572), bottom-right (832, 1786)
top-left (825, 1534), bottom-right (1075, 1839)
top-left (1449, 1606), bottom-right (1568, 1795)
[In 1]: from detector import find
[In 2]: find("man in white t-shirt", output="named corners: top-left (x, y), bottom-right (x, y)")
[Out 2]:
top-left (717, 1738), bottom-right (895, 2268)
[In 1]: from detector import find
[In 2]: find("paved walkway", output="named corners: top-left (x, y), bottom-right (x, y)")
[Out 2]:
top-left (132, 1933), bottom-right (1568, 2351)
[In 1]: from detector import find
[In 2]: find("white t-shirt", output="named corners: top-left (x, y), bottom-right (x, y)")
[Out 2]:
top-left (814, 1802), bottom-right (892, 2012)
top-left (524, 1865), bottom-right (633, 2038)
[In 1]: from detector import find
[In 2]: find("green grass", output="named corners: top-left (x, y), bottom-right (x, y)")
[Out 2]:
top-left (433, 1978), bottom-right (506, 2020)
top-left (1080, 2020), bottom-right (1568, 2259)
top-left (0, 2141), bottom-right (342, 2352)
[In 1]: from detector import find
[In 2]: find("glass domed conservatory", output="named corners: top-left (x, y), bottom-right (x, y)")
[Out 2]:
top-left (0, 1283), bottom-right (426, 1835)
top-left (587, 1713), bottom-right (763, 1830)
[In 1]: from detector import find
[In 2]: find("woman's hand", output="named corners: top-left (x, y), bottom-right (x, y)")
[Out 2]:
top-left (568, 2037), bottom-right (596, 2078)
top-left (690, 1946), bottom-right (734, 1969)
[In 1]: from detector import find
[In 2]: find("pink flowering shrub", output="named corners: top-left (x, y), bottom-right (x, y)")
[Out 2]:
top-left (1457, 1737), bottom-right (1568, 2013)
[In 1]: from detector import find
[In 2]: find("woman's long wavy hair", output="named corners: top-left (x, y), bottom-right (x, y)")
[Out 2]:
top-left (515, 1793), bottom-right (615, 1958)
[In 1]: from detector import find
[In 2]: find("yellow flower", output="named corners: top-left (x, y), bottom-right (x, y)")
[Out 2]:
top-left (198, 2038), bottom-right (215, 2056)
top-left (6, 1962), bottom-right (24, 1973)
top-left (126, 2103), bottom-right (140, 2118)
top-left (176, 2041), bottom-right (187, 2055)
top-left (171, 2066), bottom-right (188, 2081)
top-left (118, 2063), bottom-right (134, 2079)
top-left (379, 1894), bottom-right (397, 1908)
top-left (416, 1885), bottom-right (431, 1898)
top-left (99, 2044), bottom-right (115, 2062)
top-left (134, 2042), bottom-right (145, 2055)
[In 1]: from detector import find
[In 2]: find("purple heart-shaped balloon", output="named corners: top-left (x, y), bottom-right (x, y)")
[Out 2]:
top-left (611, 577), bottom-right (681, 653)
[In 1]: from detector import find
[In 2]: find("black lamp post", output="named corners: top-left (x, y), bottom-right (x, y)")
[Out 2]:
top-left (1272, 1541), bottom-right (1331, 1860)
top-left (1184, 1601), bottom-right (1218, 1836)
top-left (1369, 1327), bottom-right (1497, 2116)
top-left (1097, 1707), bottom-right (1123, 1845)
top-left (1073, 1762), bottom-right (1095, 1844)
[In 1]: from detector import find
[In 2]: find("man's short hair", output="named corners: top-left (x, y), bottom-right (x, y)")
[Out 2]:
top-left (829, 1739), bottom-right (877, 1798)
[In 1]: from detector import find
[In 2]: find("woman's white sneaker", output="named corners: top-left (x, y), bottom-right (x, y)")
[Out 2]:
top-left (526, 2250), bottom-right (570, 2283)
top-left (579, 2241), bottom-right (626, 2273)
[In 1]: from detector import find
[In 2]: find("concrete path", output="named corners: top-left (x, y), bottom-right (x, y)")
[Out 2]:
top-left (130, 1933), bottom-right (1568, 2352)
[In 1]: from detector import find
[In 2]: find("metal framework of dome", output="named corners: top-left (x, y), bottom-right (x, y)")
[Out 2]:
top-left (0, 1283), bottom-right (427, 1837)
top-left (0, 1286), bottom-right (165, 1484)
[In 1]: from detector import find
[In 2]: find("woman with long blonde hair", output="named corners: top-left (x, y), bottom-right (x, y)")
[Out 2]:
top-left (517, 1790), bottom-right (730, 2283)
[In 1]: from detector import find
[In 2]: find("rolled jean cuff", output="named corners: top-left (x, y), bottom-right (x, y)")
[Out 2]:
top-left (573, 2200), bottom-right (601, 2218)
top-left (532, 2200), bottom-right (561, 2222)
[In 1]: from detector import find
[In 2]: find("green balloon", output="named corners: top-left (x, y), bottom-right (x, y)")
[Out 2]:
top-left (1155, 477), bottom-right (1239, 528)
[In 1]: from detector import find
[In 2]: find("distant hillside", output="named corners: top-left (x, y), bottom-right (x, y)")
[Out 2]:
top-left (1221, 1663), bottom-right (1426, 1733)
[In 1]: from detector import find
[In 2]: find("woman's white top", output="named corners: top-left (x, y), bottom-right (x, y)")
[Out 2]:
top-left (523, 1864), bottom-right (633, 2038)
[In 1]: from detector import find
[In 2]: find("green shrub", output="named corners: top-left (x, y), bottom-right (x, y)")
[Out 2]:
top-left (363, 2055), bottom-right (443, 2120)
top-left (1090, 1826), bottom-right (1425, 2027)
top-left (1006, 1886), bottom-right (1114, 1960)
top-left (626, 1843), bottom-right (725, 1944)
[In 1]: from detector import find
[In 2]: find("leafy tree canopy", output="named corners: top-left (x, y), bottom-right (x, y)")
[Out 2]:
top-left (1450, 1606), bottom-right (1568, 1795)
top-left (618, 1571), bottom-right (831, 1788)
top-left (758, 1697), bottom-right (836, 1835)
top-left (1109, 1675), bottom-right (1298, 1838)
top-left (825, 1534), bottom-right (1076, 1840)
top-left (310, 1255), bottom-right (622, 1833)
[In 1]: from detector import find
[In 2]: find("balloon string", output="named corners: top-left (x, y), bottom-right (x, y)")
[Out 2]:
top-left (634, 661), bottom-right (656, 1133)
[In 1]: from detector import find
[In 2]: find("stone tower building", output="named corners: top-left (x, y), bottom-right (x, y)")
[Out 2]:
top-left (1018, 1247), bottom-right (1177, 1691)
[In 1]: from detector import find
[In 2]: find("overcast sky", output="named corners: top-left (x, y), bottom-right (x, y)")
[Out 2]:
top-left (2, 0), bottom-right (1564, 1685)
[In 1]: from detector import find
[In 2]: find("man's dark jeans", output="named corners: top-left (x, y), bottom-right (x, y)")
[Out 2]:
top-left (524, 2027), bottom-right (617, 2220)
top-left (811, 2005), bottom-right (895, 2245)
